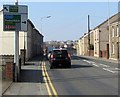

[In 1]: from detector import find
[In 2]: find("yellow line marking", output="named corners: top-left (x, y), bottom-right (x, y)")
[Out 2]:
top-left (42, 62), bottom-right (52, 97)
top-left (43, 62), bottom-right (58, 97)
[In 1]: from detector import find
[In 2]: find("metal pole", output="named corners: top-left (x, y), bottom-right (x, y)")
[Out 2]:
top-left (41, 16), bottom-right (51, 34)
top-left (108, 0), bottom-right (111, 59)
top-left (24, 32), bottom-right (25, 65)
top-left (15, 0), bottom-right (18, 5)
top-left (14, 0), bottom-right (19, 82)
top-left (118, 2), bottom-right (120, 60)
top-left (88, 15), bottom-right (90, 56)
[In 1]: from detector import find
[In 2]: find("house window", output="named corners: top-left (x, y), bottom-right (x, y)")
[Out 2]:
top-left (112, 28), bottom-right (115, 37)
top-left (96, 31), bottom-right (98, 40)
top-left (117, 27), bottom-right (119, 37)
top-left (94, 31), bottom-right (96, 40)
top-left (112, 44), bottom-right (115, 54)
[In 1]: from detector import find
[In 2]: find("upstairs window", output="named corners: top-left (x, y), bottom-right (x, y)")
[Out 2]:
top-left (112, 28), bottom-right (115, 37)
top-left (116, 27), bottom-right (119, 37)
top-left (112, 44), bottom-right (115, 54)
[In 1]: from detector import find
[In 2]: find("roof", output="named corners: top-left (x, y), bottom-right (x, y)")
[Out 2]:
top-left (78, 13), bottom-right (120, 41)
top-left (27, 19), bottom-right (35, 28)
top-left (33, 28), bottom-right (44, 37)
top-left (94, 12), bottom-right (120, 29)
top-left (110, 17), bottom-right (120, 24)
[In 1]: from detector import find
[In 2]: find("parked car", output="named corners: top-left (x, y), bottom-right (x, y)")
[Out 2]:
top-left (49, 48), bottom-right (71, 69)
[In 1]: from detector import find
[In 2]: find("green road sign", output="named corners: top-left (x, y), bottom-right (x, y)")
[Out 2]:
top-left (4, 14), bottom-right (21, 31)
top-left (3, 5), bottom-right (28, 31)
top-left (9, 6), bottom-right (18, 12)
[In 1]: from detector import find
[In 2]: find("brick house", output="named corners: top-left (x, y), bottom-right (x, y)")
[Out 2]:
top-left (93, 13), bottom-right (119, 58)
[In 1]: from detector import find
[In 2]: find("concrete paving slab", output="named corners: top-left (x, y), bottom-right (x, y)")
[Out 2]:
top-left (3, 56), bottom-right (48, 95)
top-left (3, 82), bottom-right (48, 95)
top-left (2, 80), bottom-right (12, 95)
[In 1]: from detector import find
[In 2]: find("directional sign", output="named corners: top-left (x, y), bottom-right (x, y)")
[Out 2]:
top-left (3, 5), bottom-right (28, 14)
top-left (3, 5), bottom-right (28, 31)
top-left (9, 6), bottom-right (18, 12)
top-left (4, 14), bottom-right (21, 31)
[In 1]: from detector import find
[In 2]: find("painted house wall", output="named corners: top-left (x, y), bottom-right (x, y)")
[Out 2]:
top-left (0, 12), bottom-right (43, 60)
top-left (0, 12), bottom-right (24, 55)
top-left (109, 22), bottom-right (119, 60)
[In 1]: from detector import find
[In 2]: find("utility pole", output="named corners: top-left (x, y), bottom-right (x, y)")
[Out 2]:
top-left (118, 1), bottom-right (120, 60)
top-left (14, 0), bottom-right (19, 82)
top-left (15, 0), bottom-right (18, 5)
top-left (88, 15), bottom-right (90, 56)
top-left (107, 0), bottom-right (111, 59)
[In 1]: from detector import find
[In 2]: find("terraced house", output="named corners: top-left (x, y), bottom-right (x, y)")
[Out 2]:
top-left (109, 20), bottom-right (120, 60)
top-left (78, 33), bottom-right (88, 56)
top-left (77, 30), bottom-right (94, 56)
top-left (77, 13), bottom-right (120, 60)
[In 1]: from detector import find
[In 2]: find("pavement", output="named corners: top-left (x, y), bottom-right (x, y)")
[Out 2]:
top-left (0, 80), bottom-right (2, 96)
top-left (78, 55), bottom-right (119, 64)
top-left (2, 56), bottom-right (48, 96)
top-left (2, 80), bottom-right (12, 95)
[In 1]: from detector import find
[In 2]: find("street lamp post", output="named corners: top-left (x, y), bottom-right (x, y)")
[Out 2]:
top-left (88, 15), bottom-right (90, 56)
top-left (41, 16), bottom-right (51, 33)
top-left (40, 16), bottom-right (51, 59)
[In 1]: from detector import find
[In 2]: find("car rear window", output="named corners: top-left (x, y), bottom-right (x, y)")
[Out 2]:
top-left (53, 50), bottom-right (68, 57)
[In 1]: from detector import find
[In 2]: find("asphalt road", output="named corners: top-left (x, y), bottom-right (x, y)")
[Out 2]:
top-left (45, 56), bottom-right (118, 95)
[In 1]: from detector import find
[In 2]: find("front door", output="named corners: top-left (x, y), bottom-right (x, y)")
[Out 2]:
top-left (106, 44), bottom-right (109, 59)
top-left (117, 42), bottom-right (119, 59)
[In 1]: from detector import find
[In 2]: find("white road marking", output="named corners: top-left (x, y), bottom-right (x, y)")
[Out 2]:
top-left (102, 68), bottom-right (116, 73)
top-left (99, 64), bottom-right (110, 67)
top-left (82, 59), bottom-right (118, 73)
top-left (83, 60), bottom-right (95, 64)
top-left (92, 63), bottom-right (99, 67)
top-left (115, 68), bottom-right (120, 70)
top-left (83, 60), bottom-right (91, 63)
top-left (83, 60), bottom-right (99, 67)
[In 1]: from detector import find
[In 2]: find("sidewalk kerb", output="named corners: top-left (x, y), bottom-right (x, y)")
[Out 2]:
top-left (2, 81), bottom-right (13, 95)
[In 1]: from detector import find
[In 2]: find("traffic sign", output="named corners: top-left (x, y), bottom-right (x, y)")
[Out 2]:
top-left (4, 14), bottom-right (21, 31)
top-left (9, 6), bottom-right (18, 12)
top-left (3, 5), bottom-right (28, 31)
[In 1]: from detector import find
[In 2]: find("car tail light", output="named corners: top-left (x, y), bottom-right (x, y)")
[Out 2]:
top-left (51, 54), bottom-right (54, 58)
top-left (68, 53), bottom-right (71, 58)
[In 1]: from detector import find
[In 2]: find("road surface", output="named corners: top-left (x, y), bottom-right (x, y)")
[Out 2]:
top-left (44, 56), bottom-right (118, 95)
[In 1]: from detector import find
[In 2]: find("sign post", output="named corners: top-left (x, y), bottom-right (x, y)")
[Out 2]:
top-left (15, 0), bottom-right (19, 82)
top-left (3, 3), bottom-right (28, 81)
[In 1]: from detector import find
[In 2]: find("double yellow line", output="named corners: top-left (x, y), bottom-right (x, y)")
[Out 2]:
top-left (41, 61), bottom-right (58, 97)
